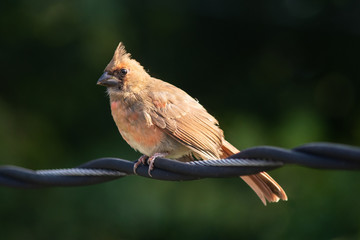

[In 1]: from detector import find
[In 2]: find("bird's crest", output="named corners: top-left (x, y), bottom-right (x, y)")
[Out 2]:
top-left (105, 42), bottom-right (131, 71)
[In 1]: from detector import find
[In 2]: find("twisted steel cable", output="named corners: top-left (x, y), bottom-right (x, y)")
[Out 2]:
top-left (0, 142), bottom-right (359, 188)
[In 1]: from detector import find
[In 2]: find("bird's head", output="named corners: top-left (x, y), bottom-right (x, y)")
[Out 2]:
top-left (97, 42), bottom-right (149, 94)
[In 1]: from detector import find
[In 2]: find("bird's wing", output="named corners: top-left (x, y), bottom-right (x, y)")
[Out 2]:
top-left (147, 79), bottom-right (223, 159)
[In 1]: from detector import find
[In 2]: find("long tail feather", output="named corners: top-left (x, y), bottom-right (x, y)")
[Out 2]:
top-left (221, 140), bottom-right (287, 205)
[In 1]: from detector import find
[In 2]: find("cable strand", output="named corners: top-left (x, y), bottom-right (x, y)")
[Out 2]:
top-left (0, 142), bottom-right (359, 188)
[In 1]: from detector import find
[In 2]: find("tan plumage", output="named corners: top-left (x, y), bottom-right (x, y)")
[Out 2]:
top-left (147, 80), bottom-right (223, 160)
top-left (97, 42), bottom-right (287, 205)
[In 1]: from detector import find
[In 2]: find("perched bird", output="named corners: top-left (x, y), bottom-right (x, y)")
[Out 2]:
top-left (97, 42), bottom-right (287, 205)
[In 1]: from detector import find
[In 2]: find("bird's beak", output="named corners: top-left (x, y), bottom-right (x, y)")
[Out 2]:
top-left (97, 72), bottom-right (119, 87)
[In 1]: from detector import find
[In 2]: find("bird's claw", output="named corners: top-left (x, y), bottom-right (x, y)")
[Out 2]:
top-left (133, 155), bottom-right (148, 175)
top-left (133, 153), bottom-right (167, 177)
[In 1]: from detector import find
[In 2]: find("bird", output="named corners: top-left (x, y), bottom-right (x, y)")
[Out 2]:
top-left (97, 42), bottom-right (287, 205)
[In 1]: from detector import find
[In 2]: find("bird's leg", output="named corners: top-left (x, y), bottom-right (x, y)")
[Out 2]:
top-left (147, 153), bottom-right (168, 177)
top-left (133, 155), bottom-right (149, 175)
top-left (133, 153), bottom-right (168, 176)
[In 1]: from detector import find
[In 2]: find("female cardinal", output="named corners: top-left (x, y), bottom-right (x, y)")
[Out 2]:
top-left (97, 42), bottom-right (287, 205)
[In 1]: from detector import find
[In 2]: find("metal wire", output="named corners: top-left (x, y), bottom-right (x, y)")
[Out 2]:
top-left (0, 142), bottom-right (359, 188)
top-left (187, 158), bottom-right (283, 167)
top-left (36, 168), bottom-right (126, 176)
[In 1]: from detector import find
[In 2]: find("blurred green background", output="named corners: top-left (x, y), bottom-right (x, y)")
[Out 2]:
top-left (1, 0), bottom-right (360, 239)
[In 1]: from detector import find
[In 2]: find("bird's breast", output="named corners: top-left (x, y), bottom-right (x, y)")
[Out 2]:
top-left (110, 100), bottom-right (166, 156)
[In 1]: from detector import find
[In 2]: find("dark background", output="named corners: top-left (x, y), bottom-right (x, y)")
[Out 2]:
top-left (1, 0), bottom-right (360, 239)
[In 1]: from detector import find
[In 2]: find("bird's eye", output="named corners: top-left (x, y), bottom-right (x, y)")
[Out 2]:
top-left (120, 68), bottom-right (128, 75)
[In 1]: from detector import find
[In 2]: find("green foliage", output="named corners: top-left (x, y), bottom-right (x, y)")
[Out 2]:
top-left (1, 0), bottom-right (360, 239)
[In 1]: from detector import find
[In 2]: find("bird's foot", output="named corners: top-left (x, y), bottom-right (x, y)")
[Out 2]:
top-left (133, 155), bottom-right (148, 175)
top-left (146, 153), bottom-right (167, 177)
top-left (133, 153), bottom-right (167, 177)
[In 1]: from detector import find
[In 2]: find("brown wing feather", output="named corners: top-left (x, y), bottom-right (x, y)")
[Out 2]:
top-left (147, 78), bottom-right (223, 159)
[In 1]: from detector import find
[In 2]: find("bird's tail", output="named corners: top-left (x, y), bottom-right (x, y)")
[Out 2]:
top-left (221, 140), bottom-right (288, 205)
